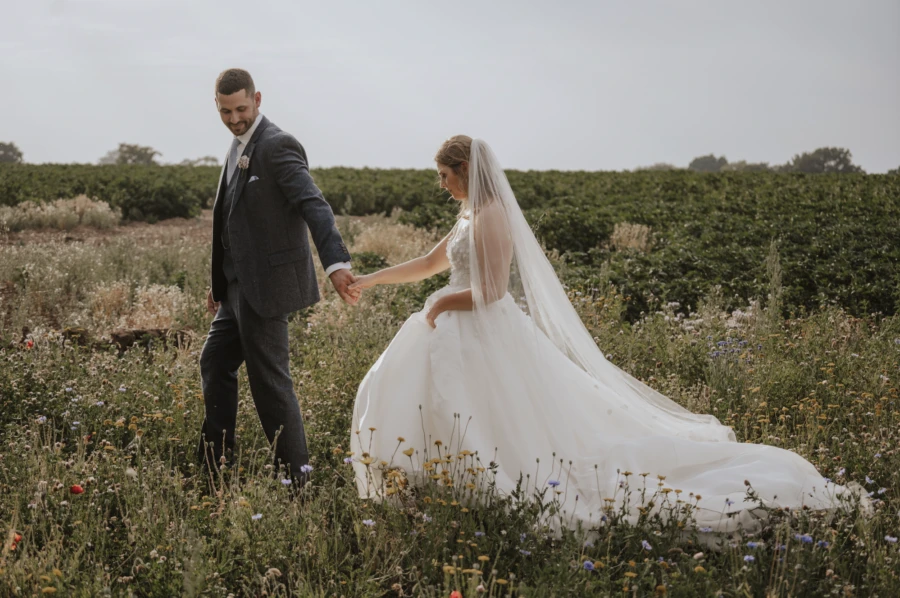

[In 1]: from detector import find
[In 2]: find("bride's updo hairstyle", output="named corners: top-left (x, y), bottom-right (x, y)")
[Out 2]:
top-left (435, 135), bottom-right (473, 215)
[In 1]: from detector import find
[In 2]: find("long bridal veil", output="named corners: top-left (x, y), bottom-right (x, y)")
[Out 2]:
top-left (462, 139), bottom-right (870, 531)
top-left (466, 139), bottom-right (734, 442)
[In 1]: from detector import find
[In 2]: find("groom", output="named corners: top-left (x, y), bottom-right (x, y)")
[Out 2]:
top-left (198, 68), bottom-right (358, 482)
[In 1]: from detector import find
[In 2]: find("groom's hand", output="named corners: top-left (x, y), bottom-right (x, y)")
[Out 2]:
top-left (329, 269), bottom-right (360, 306)
top-left (206, 289), bottom-right (220, 315)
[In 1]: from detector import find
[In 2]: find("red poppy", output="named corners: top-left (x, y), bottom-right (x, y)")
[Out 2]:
top-left (450, 592), bottom-right (463, 598)
top-left (10, 532), bottom-right (22, 550)
top-left (70, 484), bottom-right (84, 494)
top-left (25, 340), bottom-right (34, 349)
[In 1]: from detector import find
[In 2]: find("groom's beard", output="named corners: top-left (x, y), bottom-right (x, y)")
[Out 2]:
top-left (229, 113), bottom-right (258, 136)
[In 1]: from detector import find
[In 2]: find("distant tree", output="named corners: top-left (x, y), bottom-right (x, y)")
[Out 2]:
top-left (688, 154), bottom-right (728, 173)
top-left (97, 149), bottom-right (119, 165)
top-left (634, 162), bottom-right (681, 171)
top-left (887, 166), bottom-right (900, 176)
top-left (99, 143), bottom-right (161, 165)
top-left (178, 155), bottom-right (220, 167)
top-left (722, 160), bottom-right (771, 172)
top-left (116, 143), bottom-right (161, 165)
top-left (0, 141), bottom-right (24, 163)
top-left (784, 147), bottom-right (864, 174)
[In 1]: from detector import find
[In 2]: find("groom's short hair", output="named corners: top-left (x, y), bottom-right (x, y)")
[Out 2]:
top-left (216, 69), bottom-right (255, 97)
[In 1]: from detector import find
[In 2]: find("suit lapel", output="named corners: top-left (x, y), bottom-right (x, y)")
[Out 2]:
top-left (228, 116), bottom-right (271, 215)
top-left (212, 156), bottom-right (227, 211)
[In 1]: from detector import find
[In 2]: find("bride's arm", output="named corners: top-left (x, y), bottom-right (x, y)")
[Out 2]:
top-left (425, 288), bottom-right (472, 327)
top-left (425, 203), bottom-right (513, 327)
top-left (349, 231), bottom-right (452, 290)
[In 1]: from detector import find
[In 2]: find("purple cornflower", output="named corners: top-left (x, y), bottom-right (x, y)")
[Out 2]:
top-left (362, 519), bottom-right (375, 527)
top-left (548, 479), bottom-right (561, 488)
top-left (746, 541), bottom-right (759, 549)
top-left (795, 534), bottom-right (813, 544)
top-left (641, 540), bottom-right (652, 551)
top-left (343, 457), bottom-right (353, 464)
top-left (583, 560), bottom-right (594, 571)
top-left (299, 464), bottom-right (313, 474)
top-left (744, 555), bottom-right (755, 563)
top-left (281, 479), bottom-right (292, 486)
top-left (251, 513), bottom-right (262, 520)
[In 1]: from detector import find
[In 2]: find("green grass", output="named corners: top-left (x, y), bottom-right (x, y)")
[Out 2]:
top-left (0, 215), bottom-right (898, 596)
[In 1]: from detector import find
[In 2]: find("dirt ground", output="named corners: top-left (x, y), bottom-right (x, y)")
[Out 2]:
top-left (0, 210), bottom-right (214, 247)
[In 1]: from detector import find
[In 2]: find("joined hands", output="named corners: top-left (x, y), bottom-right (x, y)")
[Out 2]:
top-left (330, 269), bottom-right (362, 306)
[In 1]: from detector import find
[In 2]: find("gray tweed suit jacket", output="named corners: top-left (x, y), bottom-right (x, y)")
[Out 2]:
top-left (210, 116), bottom-right (351, 318)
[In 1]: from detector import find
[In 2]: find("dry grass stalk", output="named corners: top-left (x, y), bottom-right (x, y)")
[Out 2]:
top-left (349, 217), bottom-right (440, 265)
top-left (88, 282), bottom-right (186, 332)
top-left (0, 195), bottom-right (121, 232)
top-left (610, 222), bottom-right (653, 253)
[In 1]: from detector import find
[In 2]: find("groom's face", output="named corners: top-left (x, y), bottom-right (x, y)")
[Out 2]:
top-left (215, 89), bottom-right (261, 137)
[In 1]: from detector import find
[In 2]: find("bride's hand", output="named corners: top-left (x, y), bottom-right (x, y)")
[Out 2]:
top-left (425, 304), bottom-right (443, 328)
top-left (348, 274), bottom-right (376, 292)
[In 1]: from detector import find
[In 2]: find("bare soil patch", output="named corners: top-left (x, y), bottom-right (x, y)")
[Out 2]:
top-left (0, 210), bottom-right (213, 247)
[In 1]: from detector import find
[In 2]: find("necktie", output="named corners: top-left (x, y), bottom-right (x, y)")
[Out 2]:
top-left (226, 137), bottom-right (241, 184)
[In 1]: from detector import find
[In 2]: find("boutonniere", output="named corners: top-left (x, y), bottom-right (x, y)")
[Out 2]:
top-left (237, 155), bottom-right (250, 170)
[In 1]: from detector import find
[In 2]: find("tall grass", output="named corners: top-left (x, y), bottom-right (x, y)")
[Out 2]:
top-left (0, 196), bottom-right (121, 233)
top-left (1, 215), bottom-right (898, 596)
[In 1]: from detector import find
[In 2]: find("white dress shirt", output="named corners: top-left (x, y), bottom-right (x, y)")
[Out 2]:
top-left (228, 114), bottom-right (350, 277)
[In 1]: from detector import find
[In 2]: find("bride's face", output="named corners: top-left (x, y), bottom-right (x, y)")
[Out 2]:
top-left (437, 163), bottom-right (468, 201)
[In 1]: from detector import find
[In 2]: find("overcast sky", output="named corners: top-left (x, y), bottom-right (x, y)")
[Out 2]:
top-left (4, 0), bottom-right (899, 172)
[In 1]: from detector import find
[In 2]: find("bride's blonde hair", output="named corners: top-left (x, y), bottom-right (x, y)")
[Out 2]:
top-left (435, 135), bottom-right (473, 217)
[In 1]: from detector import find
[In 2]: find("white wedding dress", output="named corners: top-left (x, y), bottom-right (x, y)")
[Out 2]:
top-left (350, 140), bottom-right (869, 534)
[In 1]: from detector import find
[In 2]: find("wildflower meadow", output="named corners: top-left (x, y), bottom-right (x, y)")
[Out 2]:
top-left (1, 201), bottom-right (899, 596)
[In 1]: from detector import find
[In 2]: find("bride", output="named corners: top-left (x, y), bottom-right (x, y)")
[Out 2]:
top-left (347, 135), bottom-right (868, 533)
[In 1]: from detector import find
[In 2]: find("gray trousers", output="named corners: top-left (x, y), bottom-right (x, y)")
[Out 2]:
top-left (198, 279), bottom-right (309, 479)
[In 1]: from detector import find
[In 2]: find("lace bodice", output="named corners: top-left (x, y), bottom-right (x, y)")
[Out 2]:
top-left (446, 217), bottom-right (471, 288)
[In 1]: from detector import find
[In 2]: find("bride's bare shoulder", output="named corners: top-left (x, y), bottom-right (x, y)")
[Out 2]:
top-left (472, 199), bottom-right (507, 224)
